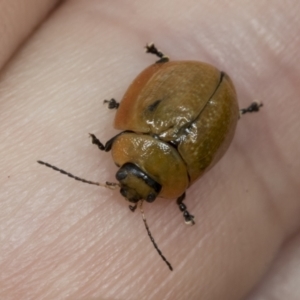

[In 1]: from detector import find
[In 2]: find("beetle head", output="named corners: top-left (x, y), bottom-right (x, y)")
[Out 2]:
top-left (116, 163), bottom-right (161, 203)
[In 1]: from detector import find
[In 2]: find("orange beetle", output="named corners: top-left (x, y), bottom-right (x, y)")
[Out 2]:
top-left (38, 44), bottom-right (262, 270)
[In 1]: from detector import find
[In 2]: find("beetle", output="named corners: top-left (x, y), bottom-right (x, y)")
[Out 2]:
top-left (38, 43), bottom-right (262, 271)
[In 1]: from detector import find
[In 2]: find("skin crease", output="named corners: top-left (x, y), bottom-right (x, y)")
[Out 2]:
top-left (0, 0), bottom-right (299, 299)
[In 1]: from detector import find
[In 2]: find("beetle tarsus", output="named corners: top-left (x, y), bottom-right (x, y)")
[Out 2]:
top-left (89, 133), bottom-right (117, 152)
top-left (129, 204), bottom-right (137, 212)
top-left (240, 101), bottom-right (263, 115)
top-left (177, 193), bottom-right (195, 225)
top-left (183, 211), bottom-right (195, 226)
top-left (89, 133), bottom-right (105, 150)
top-left (104, 98), bottom-right (119, 109)
top-left (145, 43), bottom-right (169, 63)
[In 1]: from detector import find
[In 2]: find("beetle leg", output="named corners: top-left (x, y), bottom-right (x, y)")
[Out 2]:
top-left (240, 101), bottom-right (263, 116)
top-left (104, 98), bottom-right (119, 109)
top-left (89, 131), bottom-right (132, 152)
top-left (129, 204), bottom-right (137, 212)
top-left (176, 193), bottom-right (195, 225)
top-left (145, 43), bottom-right (169, 63)
top-left (89, 133), bottom-right (115, 152)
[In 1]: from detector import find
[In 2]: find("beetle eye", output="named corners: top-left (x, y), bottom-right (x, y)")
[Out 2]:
top-left (146, 192), bottom-right (156, 203)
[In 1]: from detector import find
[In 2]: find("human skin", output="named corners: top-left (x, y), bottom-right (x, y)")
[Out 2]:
top-left (0, 0), bottom-right (300, 299)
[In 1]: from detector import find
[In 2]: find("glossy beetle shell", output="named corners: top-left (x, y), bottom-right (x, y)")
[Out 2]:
top-left (112, 61), bottom-right (239, 198)
top-left (111, 133), bottom-right (189, 198)
top-left (36, 48), bottom-right (262, 271)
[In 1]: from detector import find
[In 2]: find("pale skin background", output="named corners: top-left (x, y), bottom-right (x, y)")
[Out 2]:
top-left (0, 0), bottom-right (300, 299)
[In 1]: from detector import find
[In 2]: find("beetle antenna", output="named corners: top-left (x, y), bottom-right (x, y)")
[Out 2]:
top-left (37, 160), bottom-right (119, 190)
top-left (139, 200), bottom-right (173, 271)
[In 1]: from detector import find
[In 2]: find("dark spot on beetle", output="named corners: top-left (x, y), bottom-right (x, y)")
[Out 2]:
top-left (147, 100), bottom-right (161, 112)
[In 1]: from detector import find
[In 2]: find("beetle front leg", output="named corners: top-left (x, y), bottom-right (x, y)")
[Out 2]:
top-left (104, 98), bottom-right (119, 109)
top-left (145, 43), bottom-right (169, 63)
top-left (240, 101), bottom-right (263, 115)
top-left (89, 134), bottom-right (116, 152)
top-left (177, 193), bottom-right (195, 225)
top-left (89, 131), bottom-right (132, 152)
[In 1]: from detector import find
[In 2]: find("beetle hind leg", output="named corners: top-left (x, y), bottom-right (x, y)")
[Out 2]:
top-left (145, 43), bottom-right (169, 63)
top-left (177, 193), bottom-right (195, 225)
top-left (240, 101), bottom-right (263, 115)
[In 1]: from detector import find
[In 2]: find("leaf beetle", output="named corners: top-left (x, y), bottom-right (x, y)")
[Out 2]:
top-left (38, 43), bottom-right (262, 271)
